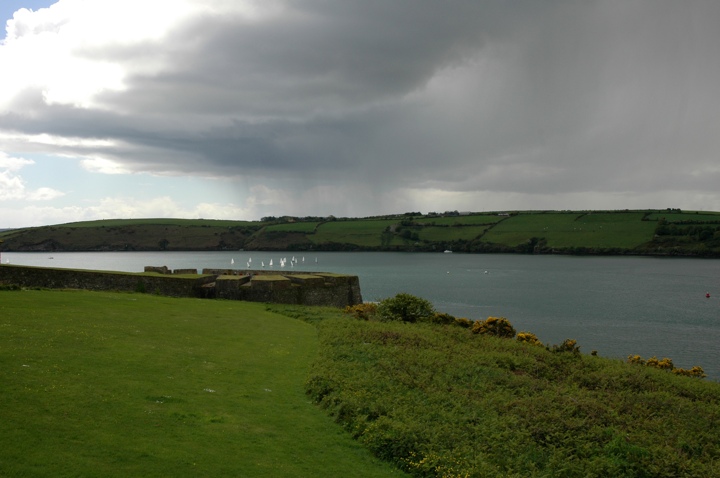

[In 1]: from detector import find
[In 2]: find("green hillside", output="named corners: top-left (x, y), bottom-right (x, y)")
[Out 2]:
top-left (3, 209), bottom-right (720, 256)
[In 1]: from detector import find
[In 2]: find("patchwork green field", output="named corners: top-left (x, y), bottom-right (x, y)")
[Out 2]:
top-left (0, 290), bottom-right (403, 478)
top-left (3, 209), bottom-right (720, 256)
top-left (483, 212), bottom-right (657, 249)
top-left (310, 219), bottom-right (401, 248)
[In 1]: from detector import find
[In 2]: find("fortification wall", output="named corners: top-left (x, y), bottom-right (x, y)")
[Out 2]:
top-left (214, 272), bottom-right (362, 307)
top-left (0, 264), bottom-right (363, 307)
top-left (0, 264), bottom-right (214, 297)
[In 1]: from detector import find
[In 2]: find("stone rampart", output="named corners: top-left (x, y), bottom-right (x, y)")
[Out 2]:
top-left (0, 264), bottom-right (215, 297)
top-left (0, 264), bottom-right (363, 307)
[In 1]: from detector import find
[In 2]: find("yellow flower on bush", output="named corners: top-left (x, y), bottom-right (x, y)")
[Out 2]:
top-left (344, 303), bottom-right (378, 320)
top-left (517, 331), bottom-right (543, 346)
top-left (471, 316), bottom-right (516, 338)
top-left (628, 354), bottom-right (706, 379)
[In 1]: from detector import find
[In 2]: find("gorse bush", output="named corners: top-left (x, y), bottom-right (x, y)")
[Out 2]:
top-left (516, 331), bottom-right (543, 346)
top-left (550, 338), bottom-right (581, 355)
top-left (430, 312), bottom-right (456, 325)
top-left (471, 316), bottom-right (516, 338)
top-left (376, 293), bottom-right (435, 323)
top-left (453, 317), bottom-right (473, 328)
top-left (344, 303), bottom-right (378, 320)
top-left (628, 354), bottom-right (706, 378)
top-left (673, 366), bottom-right (707, 378)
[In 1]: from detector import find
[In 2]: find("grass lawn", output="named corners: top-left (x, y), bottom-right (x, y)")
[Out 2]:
top-left (0, 290), bottom-right (405, 478)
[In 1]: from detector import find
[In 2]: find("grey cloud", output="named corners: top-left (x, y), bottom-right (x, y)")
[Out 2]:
top-left (4, 0), bottom-right (720, 211)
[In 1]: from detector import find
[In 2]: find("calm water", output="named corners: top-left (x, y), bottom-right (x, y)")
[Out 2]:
top-left (4, 251), bottom-right (720, 380)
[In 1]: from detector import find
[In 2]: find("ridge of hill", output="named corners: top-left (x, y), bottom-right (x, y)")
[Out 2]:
top-left (2, 209), bottom-right (720, 256)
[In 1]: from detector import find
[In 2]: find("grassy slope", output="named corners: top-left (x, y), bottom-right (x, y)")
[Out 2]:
top-left (301, 313), bottom-right (720, 477)
top-left (0, 290), bottom-right (404, 478)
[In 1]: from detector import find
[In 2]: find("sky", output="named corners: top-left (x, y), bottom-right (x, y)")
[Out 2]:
top-left (1, 1), bottom-right (720, 228)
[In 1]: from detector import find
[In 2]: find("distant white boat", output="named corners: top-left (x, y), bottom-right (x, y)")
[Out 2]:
top-left (270, 259), bottom-right (273, 266)
top-left (444, 250), bottom-right (452, 254)
top-left (231, 258), bottom-right (234, 264)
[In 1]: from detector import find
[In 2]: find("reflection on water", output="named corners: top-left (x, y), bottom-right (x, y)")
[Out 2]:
top-left (4, 251), bottom-right (720, 380)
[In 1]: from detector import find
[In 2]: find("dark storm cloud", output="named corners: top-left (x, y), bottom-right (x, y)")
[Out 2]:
top-left (4, 0), bottom-right (720, 209)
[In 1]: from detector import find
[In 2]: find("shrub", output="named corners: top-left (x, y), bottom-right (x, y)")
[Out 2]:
top-left (550, 338), bottom-right (581, 354)
top-left (430, 312), bottom-right (456, 325)
top-left (376, 293), bottom-right (435, 323)
top-left (344, 303), bottom-right (378, 320)
top-left (454, 317), bottom-right (474, 328)
top-left (516, 331), bottom-right (543, 346)
top-left (628, 354), bottom-right (707, 378)
top-left (673, 366), bottom-right (707, 378)
top-left (627, 354), bottom-right (645, 365)
top-left (471, 316), bottom-right (516, 338)
top-left (646, 356), bottom-right (674, 370)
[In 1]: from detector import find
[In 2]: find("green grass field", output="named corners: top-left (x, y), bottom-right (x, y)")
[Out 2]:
top-left (483, 212), bottom-right (657, 249)
top-left (311, 220), bottom-right (399, 247)
top-left (263, 222), bottom-right (321, 233)
top-left (0, 290), bottom-right (404, 477)
top-left (415, 214), bottom-right (504, 226)
top-left (645, 212), bottom-right (720, 223)
top-left (419, 225), bottom-right (491, 242)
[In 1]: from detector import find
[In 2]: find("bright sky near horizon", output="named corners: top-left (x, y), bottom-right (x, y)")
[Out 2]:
top-left (1, 1), bottom-right (720, 228)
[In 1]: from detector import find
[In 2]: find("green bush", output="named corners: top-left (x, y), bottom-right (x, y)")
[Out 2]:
top-left (376, 293), bottom-right (435, 323)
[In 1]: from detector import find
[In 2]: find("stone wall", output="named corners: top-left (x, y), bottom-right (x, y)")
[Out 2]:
top-left (0, 264), bottom-right (363, 307)
top-left (214, 272), bottom-right (363, 307)
top-left (0, 264), bottom-right (215, 297)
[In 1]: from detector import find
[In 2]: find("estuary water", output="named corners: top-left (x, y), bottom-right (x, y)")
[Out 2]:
top-left (4, 251), bottom-right (720, 381)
